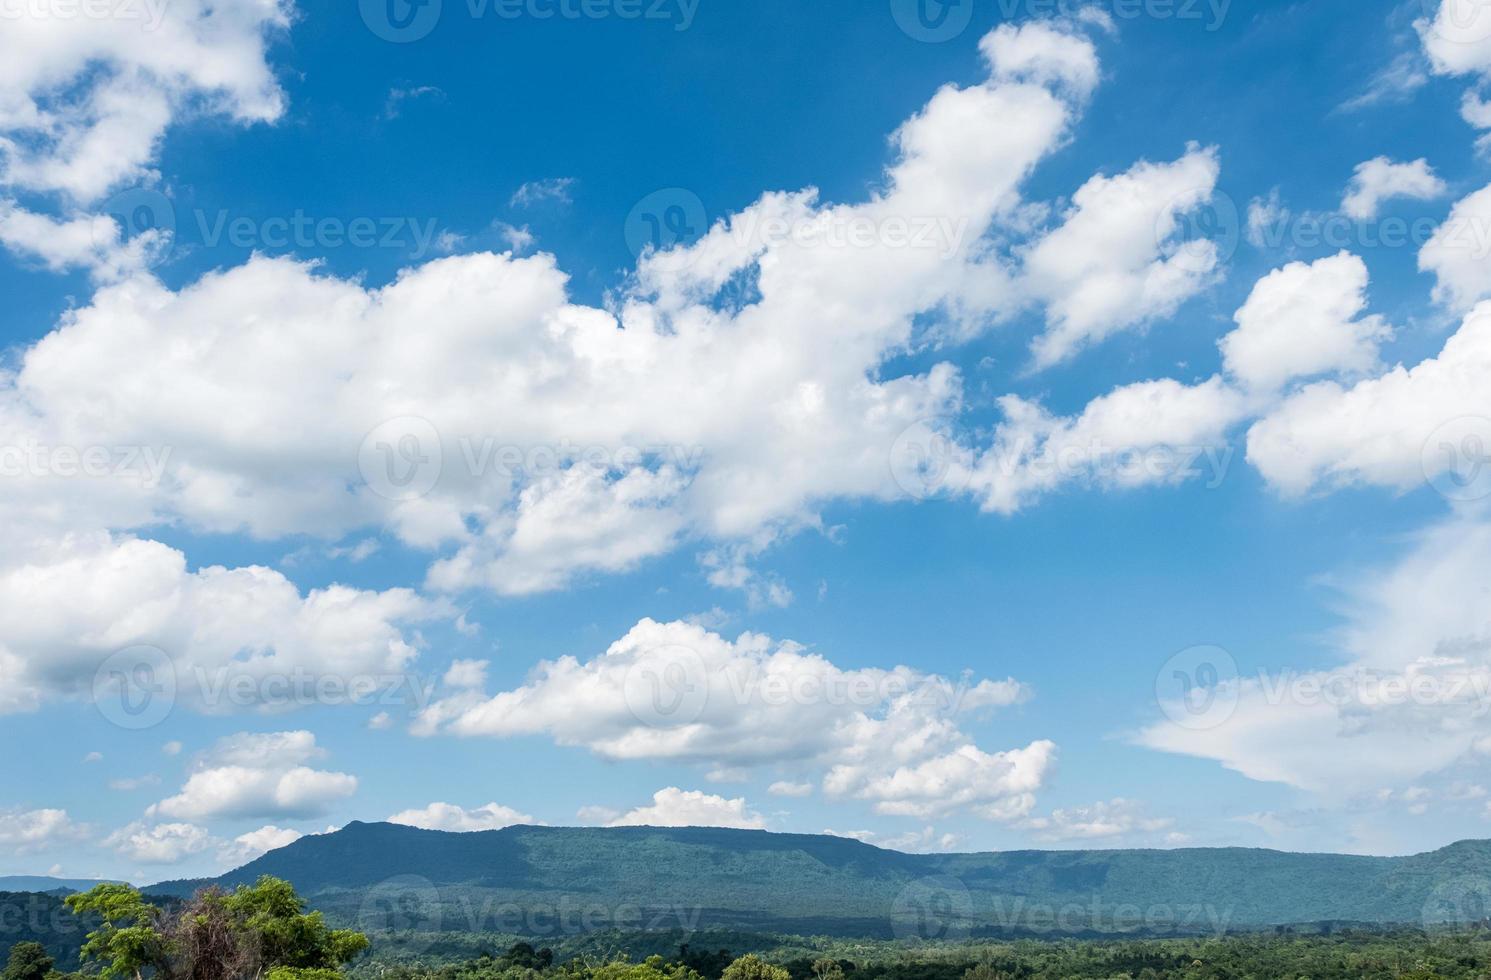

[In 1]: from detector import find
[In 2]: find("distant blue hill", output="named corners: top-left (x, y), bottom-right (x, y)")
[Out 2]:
top-left (143, 822), bottom-right (1491, 938)
top-left (0, 875), bottom-right (119, 893)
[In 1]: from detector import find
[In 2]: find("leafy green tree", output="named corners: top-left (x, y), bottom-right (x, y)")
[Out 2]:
top-left (220, 877), bottom-right (367, 971)
top-left (64, 877), bottom-right (366, 980)
top-left (64, 884), bottom-right (169, 980)
top-left (1, 942), bottom-right (54, 980)
top-left (720, 956), bottom-right (789, 980)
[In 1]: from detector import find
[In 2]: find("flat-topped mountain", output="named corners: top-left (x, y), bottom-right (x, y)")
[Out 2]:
top-left (142, 823), bottom-right (1491, 938)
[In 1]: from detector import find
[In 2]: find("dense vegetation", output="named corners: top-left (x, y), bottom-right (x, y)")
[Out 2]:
top-left (9, 875), bottom-right (1491, 980)
top-left (142, 823), bottom-right (1491, 936)
top-left (361, 932), bottom-right (1491, 980)
top-left (4, 878), bottom-right (369, 980)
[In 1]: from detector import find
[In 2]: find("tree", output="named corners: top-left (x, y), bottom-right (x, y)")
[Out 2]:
top-left (219, 877), bottom-right (367, 971)
top-left (720, 956), bottom-right (789, 980)
top-left (1, 943), bottom-right (54, 980)
top-left (65, 884), bottom-right (170, 980)
top-left (64, 877), bottom-right (367, 980)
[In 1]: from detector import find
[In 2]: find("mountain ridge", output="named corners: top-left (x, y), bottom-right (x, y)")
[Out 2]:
top-left (136, 822), bottom-right (1491, 938)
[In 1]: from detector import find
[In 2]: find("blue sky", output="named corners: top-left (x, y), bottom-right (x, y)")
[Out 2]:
top-left (4, 0), bottom-right (1491, 882)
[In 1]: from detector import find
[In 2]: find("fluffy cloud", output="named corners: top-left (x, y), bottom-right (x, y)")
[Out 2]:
top-left (959, 249), bottom-right (1413, 511)
top-left (971, 375), bottom-right (1248, 514)
top-left (1221, 252), bottom-right (1390, 392)
top-left (1020, 143), bottom-right (1222, 368)
top-left (1420, 184), bottom-right (1491, 311)
top-left (1341, 157), bottom-right (1445, 220)
top-left (0, 808), bottom-right (85, 852)
top-left (218, 825), bottom-right (302, 866)
top-left (979, 20), bottom-right (1101, 99)
top-left (414, 617), bottom-right (1043, 820)
top-left (0, 201), bottom-right (165, 280)
top-left (149, 731), bottom-right (356, 820)
top-left (1418, 0), bottom-right (1491, 80)
top-left (1021, 798), bottom-right (1176, 842)
top-left (825, 740), bottom-right (1054, 819)
top-left (1137, 517), bottom-right (1491, 797)
top-left (105, 821), bottom-right (214, 864)
top-left (1246, 302), bottom-right (1491, 496)
top-left (386, 801), bottom-right (533, 831)
top-left (606, 788), bottom-right (766, 829)
top-left (767, 781), bottom-right (813, 797)
top-left (0, 0), bottom-right (289, 201)
top-left (0, 531), bottom-right (448, 715)
top-left (823, 826), bottom-right (961, 853)
top-left (0, 19), bottom-right (1106, 605)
